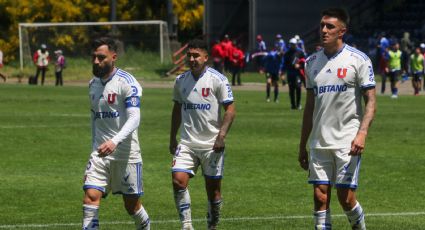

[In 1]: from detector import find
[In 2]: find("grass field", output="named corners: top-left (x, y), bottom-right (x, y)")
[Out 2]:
top-left (0, 84), bottom-right (424, 229)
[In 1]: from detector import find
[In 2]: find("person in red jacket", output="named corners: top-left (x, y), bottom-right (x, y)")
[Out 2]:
top-left (220, 34), bottom-right (234, 73)
top-left (33, 44), bottom-right (50, 85)
top-left (211, 40), bottom-right (225, 73)
top-left (229, 41), bottom-right (245, 86)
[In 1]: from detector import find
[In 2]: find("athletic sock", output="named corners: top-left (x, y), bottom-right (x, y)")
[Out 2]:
top-left (174, 188), bottom-right (193, 227)
top-left (314, 209), bottom-right (331, 230)
top-left (132, 206), bottom-right (150, 230)
top-left (345, 202), bottom-right (366, 230)
top-left (266, 84), bottom-right (271, 99)
top-left (82, 204), bottom-right (99, 230)
top-left (207, 199), bottom-right (222, 229)
top-left (274, 87), bottom-right (279, 101)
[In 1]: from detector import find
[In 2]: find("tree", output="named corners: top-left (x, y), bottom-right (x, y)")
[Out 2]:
top-left (172, 0), bottom-right (204, 41)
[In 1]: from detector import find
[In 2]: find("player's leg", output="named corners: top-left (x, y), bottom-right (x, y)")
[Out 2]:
top-left (41, 67), bottom-right (46, 85)
top-left (171, 144), bottom-right (198, 230)
top-left (82, 153), bottom-right (109, 230)
top-left (123, 195), bottom-right (150, 230)
top-left (309, 149), bottom-right (334, 229)
top-left (34, 67), bottom-right (41, 85)
top-left (272, 75), bottom-right (279, 102)
top-left (296, 76), bottom-right (302, 109)
top-left (381, 73), bottom-right (386, 94)
top-left (266, 75), bottom-right (271, 102)
top-left (55, 71), bottom-right (59, 86)
top-left (334, 148), bottom-right (365, 229)
top-left (205, 177), bottom-right (222, 230)
top-left (202, 149), bottom-right (225, 230)
top-left (112, 161), bottom-right (150, 230)
top-left (313, 184), bottom-right (332, 230)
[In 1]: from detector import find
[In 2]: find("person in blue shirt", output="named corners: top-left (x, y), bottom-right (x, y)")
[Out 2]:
top-left (283, 38), bottom-right (305, 109)
top-left (263, 45), bottom-right (284, 102)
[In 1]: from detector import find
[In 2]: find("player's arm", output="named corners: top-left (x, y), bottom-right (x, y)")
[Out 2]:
top-left (213, 102), bottom-right (236, 153)
top-left (350, 87), bottom-right (376, 155)
top-left (169, 101), bottom-right (182, 155)
top-left (298, 89), bottom-right (315, 170)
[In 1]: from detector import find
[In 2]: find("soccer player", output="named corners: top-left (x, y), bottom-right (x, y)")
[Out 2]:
top-left (409, 47), bottom-right (424, 95)
top-left (263, 45), bottom-right (284, 102)
top-left (386, 42), bottom-right (402, 98)
top-left (169, 39), bottom-right (236, 230)
top-left (82, 37), bottom-right (150, 230)
top-left (298, 8), bottom-right (376, 230)
top-left (283, 38), bottom-right (305, 109)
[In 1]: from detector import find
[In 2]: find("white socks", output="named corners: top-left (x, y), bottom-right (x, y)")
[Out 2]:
top-left (345, 202), bottom-right (366, 230)
top-left (82, 204), bottom-right (99, 230)
top-left (132, 206), bottom-right (150, 230)
top-left (207, 199), bottom-right (222, 229)
top-left (314, 209), bottom-right (331, 230)
top-left (174, 188), bottom-right (193, 227)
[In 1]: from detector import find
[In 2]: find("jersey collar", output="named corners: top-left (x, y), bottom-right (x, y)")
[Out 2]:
top-left (324, 43), bottom-right (346, 60)
top-left (100, 67), bottom-right (118, 86)
top-left (190, 66), bottom-right (208, 81)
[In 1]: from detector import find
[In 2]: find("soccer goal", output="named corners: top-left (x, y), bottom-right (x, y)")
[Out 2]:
top-left (19, 21), bottom-right (171, 71)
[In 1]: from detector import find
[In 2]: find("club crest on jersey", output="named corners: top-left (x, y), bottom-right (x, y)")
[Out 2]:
top-left (337, 68), bottom-right (347, 79)
top-left (202, 88), bottom-right (210, 97)
top-left (107, 93), bottom-right (117, 104)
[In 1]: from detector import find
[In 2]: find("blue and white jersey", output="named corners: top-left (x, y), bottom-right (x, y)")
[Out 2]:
top-left (89, 68), bottom-right (142, 162)
top-left (305, 44), bottom-right (375, 149)
top-left (173, 67), bottom-right (234, 149)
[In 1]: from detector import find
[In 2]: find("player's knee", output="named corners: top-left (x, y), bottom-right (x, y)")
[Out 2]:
top-left (124, 202), bottom-right (140, 215)
top-left (83, 190), bottom-right (102, 205)
top-left (314, 192), bottom-right (328, 205)
top-left (172, 177), bottom-right (187, 190)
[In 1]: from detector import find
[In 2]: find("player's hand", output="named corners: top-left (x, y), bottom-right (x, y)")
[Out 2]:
top-left (298, 148), bottom-right (309, 171)
top-left (213, 136), bottom-right (225, 153)
top-left (350, 131), bottom-right (366, 155)
top-left (97, 140), bottom-right (117, 157)
top-left (169, 138), bottom-right (178, 155)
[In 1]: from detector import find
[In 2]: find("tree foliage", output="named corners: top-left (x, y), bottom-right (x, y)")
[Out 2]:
top-left (172, 0), bottom-right (204, 41)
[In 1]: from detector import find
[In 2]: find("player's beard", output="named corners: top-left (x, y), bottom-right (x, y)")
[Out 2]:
top-left (92, 63), bottom-right (112, 78)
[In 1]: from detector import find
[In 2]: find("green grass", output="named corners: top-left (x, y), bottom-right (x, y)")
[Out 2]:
top-left (0, 84), bottom-right (424, 229)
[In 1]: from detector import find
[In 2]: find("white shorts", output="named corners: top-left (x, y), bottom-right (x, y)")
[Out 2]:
top-left (171, 144), bottom-right (225, 179)
top-left (83, 152), bottom-right (144, 196)
top-left (308, 148), bottom-right (361, 189)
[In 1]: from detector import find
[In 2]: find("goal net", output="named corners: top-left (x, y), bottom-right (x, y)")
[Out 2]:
top-left (19, 21), bottom-right (171, 73)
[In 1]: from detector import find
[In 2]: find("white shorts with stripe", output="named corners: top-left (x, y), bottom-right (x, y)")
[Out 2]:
top-left (83, 151), bottom-right (144, 196)
top-left (171, 144), bottom-right (225, 179)
top-left (308, 148), bottom-right (361, 189)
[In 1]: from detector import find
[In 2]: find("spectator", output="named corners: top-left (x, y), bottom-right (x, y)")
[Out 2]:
top-left (263, 46), bottom-right (284, 103)
top-left (409, 47), bottom-right (424, 95)
top-left (54, 50), bottom-right (65, 86)
top-left (294, 34), bottom-right (306, 54)
top-left (275, 34), bottom-right (286, 53)
top-left (283, 38), bottom-right (305, 109)
top-left (211, 39), bottom-right (225, 73)
top-left (229, 41), bottom-right (245, 86)
top-left (220, 34), bottom-right (233, 73)
top-left (253, 34), bottom-right (267, 73)
top-left (386, 42), bottom-right (402, 98)
top-left (33, 44), bottom-right (50, 85)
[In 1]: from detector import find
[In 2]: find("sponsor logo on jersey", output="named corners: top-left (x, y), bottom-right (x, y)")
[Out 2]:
top-left (94, 111), bottom-right (120, 119)
top-left (107, 93), bottom-right (117, 104)
top-left (337, 68), bottom-right (347, 78)
top-left (202, 88), bottom-right (210, 97)
top-left (183, 103), bottom-right (211, 111)
top-left (314, 84), bottom-right (348, 95)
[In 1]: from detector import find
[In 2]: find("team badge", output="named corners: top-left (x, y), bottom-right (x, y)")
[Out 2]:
top-left (107, 93), bottom-right (117, 104)
top-left (202, 88), bottom-right (210, 97)
top-left (337, 68), bottom-right (347, 79)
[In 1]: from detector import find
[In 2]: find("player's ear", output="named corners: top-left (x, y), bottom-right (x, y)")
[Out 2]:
top-left (111, 52), bottom-right (118, 61)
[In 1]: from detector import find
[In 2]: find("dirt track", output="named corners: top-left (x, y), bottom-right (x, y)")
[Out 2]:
top-left (3, 77), bottom-right (420, 96)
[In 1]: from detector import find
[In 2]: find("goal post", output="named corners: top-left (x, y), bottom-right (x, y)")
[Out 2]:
top-left (19, 20), bottom-right (171, 71)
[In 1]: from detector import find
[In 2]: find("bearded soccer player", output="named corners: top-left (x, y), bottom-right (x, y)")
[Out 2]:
top-left (82, 37), bottom-right (150, 230)
top-left (298, 8), bottom-right (376, 230)
top-left (169, 39), bottom-right (236, 230)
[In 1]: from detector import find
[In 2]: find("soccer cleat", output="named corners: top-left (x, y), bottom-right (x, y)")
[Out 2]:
top-left (182, 223), bottom-right (194, 230)
top-left (266, 98), bottom-right (271, 102)
top-left (391, 94), bottom-right (398, 99)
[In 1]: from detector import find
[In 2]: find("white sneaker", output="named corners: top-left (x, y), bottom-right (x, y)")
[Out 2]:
top-left (266, 98), bottom-right (271, 102)
top-left (391, 94), bottom-right (398, 99)
top-left (297, 105), bottom-right (303, 110)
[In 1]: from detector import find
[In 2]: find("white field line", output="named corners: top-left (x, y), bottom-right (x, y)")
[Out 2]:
top-left (0, 212), bottom-right (424, 229)
top-left (0, 124), bottom-right (88, 129)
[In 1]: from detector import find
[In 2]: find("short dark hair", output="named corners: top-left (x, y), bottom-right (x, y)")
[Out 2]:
top-left (92, 37), bottom-right (118, 52)
top-left (321, 8), bottom-right (350, 27)
top-left (187, 39), bottom-right (208, 52)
